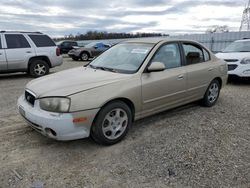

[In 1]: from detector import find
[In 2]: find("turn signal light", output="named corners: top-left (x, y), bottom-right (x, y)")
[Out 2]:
top-left (73, 117), bottom-right (87, 123)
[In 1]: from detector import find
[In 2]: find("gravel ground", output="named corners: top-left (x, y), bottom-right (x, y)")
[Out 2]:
top-left (0, 57), bottom-right (249, 188)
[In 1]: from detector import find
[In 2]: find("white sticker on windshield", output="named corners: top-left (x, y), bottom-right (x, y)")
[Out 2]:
top-left (131, 49), bottom-right (149, 54)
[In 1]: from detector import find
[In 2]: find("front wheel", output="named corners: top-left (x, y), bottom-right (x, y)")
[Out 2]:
top-left (202, 79), bottom-right (221, 107)
top-left (91, 101), bottom-right (132, 145)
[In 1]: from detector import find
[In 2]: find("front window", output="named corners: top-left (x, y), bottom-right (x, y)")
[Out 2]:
top-left (151, 43), bottom-right (181, 69)
top-left (5, 34), bottom-right (30, 49)
top-left (223, 41), bottom-right (250, 52)
top-left (89, 43), bottom-right (153, 74)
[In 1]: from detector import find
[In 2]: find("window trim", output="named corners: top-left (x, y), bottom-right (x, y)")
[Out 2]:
top-left (0, 35), bottom-right (2, 49)
top-left (180, 41), bottom-right (211, 66)
top-left (144, 41), bottom-right (184, 72)
top-left (5, 34), bottom-right (31, 49)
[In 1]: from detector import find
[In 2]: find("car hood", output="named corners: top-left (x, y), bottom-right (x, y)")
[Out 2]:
top-left (216, 52), bottom-right (250, 60)
top-left (26, 67), bottom-right (132, 97)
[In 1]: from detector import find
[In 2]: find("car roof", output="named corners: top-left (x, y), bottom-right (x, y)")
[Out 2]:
top-left (0, 31), bottom-right (43, 34)
top-left (235, 39), bottom-right (250, 42)
top-left (125, 37), bottom-right (201, 44)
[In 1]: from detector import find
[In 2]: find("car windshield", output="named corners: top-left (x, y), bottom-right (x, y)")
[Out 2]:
top-left (89, 43), bottom-right (154, 74)
top-left (223, 41), bottom-right (250, 52)
top-left (56, 41), bottom-right (63, 45)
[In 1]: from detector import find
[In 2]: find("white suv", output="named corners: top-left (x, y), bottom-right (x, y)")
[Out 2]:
top-left (0, 31), bottom-right (63, 77)
top-left (216, 39), bottom-right (250, 78)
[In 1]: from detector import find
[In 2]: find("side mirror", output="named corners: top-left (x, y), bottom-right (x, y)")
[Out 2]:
top-left (147, 62), bottom-right (165, 72)
top-left (94, 46), bottom-right (98, 49)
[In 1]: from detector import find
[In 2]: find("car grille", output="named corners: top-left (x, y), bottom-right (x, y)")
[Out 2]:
top-left (25, 90), bottom-right (36, 106)
top-left (224, 59), bottom-right (238, 62)
top-left (228, 64), bottom-right (238, 71)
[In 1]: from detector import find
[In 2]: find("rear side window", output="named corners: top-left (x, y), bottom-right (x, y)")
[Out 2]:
top-left (183, 43), bottom-right (204, 65)
top-left (5, 34), bottom-right (30, 49)
top-left (28, 35), bottom-right (56, 47)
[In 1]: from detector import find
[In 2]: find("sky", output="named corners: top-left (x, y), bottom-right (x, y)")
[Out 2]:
top-left (0, 0), bottom-right (247, 37)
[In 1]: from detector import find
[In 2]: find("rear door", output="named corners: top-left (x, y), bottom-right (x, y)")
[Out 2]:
top-left (4, 34), bottom-right (35, 70)
top-left (0, 34), bottom-right (7, 71)
top-left (141, 42), bottom-right (187, 114)
top-left (181, 42), bottom-right (216, 100)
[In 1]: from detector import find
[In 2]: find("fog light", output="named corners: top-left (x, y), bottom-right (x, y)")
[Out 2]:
top-left (45, 128), bottom-right (57, 137)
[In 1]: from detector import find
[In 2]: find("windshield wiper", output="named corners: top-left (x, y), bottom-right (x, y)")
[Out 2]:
top-left (90, 65), bottom-right (117, 73)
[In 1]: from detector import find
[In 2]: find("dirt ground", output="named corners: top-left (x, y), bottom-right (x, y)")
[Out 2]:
top-left (0, 57), bottom-right (249, 188)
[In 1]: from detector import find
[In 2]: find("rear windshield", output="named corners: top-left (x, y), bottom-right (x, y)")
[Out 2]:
top-left (28, 35), bottom-right (56, 47)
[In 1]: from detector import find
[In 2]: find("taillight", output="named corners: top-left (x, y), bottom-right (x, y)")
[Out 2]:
top-left (56, 47), bottom-right (60, 56)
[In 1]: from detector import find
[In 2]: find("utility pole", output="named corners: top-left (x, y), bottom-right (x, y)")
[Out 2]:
top-left (240, 0), bottom-right (250, 31)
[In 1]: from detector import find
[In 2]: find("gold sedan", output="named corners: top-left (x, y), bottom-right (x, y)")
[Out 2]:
top-left (18, 38), bottom-right (228, 145)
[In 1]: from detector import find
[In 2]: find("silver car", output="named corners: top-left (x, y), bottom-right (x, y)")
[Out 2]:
top-left (0, 31), bottom-right (63, 77)
top-left (17, 38), bottom-right (228, 145)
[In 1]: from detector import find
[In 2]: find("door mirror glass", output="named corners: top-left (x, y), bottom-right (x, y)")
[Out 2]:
top-left (147, 62), bottom-right (165, 72)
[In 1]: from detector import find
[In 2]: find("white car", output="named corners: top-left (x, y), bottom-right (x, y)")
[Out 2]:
top-left (0, 31), bottom-right (63, 77)
top-left (216, 39), bottom-right (250, 77)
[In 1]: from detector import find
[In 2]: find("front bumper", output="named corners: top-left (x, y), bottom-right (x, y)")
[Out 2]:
top-left (17, 95), bottom-right (99, 141)
top-left (228, 63), bottom-right (250, 77)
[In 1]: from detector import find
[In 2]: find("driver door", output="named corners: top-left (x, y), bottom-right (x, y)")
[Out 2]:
top-left (141, 43), bottom-right (187, 115)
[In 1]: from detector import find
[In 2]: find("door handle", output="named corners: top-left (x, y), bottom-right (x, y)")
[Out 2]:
top-left (0, 53), bottom-right (2, 55)
top-left (26, 51), bottom-right (32, 53)
top-left (177, 75), bottom-right (184, 80)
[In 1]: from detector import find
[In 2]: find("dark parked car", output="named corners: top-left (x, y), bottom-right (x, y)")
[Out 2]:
top-left (68, 42), bottom-right (111, 61)
top-left (56, 40), bottom-right (78, 54)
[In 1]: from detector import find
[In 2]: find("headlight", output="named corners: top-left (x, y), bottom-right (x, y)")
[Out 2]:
top-left (240, 58), bottom-right (250, 64)
top-left (39, 97), bottom-right (70, 113)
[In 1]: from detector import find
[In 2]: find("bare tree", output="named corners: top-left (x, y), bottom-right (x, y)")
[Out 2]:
top-left (206, 25), bottom-right (229, 33)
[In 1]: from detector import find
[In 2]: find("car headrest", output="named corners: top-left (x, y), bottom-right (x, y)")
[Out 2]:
top-left (187, 52), bottom-right (200, 58)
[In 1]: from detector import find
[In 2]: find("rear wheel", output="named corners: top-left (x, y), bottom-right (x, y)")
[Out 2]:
top-left (80, 52), bottom-right (89, 61)
top-left (91, 101), bottom-right (132, 145)
top-left (29, 60), bottom-right (49, 78)
top-left (202, 79), bottom-right (221, 107)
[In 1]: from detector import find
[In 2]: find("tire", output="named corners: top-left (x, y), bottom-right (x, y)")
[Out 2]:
top-left (80, 52), bottom-right (89, 61)
top-left (29, 60), bottom-right (49, 78)
top-left (202, 79), bottom-right (221, 107)
top-left (72, 57), bottom-right (79, 61)
top-left (91, 101), bottom-right (132, 145)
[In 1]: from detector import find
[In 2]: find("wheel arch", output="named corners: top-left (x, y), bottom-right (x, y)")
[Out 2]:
top-left (93, 97), bottom-right (136, 124)
top-left (28, 56), bottom-right (52, 69)
top-left (80, 50), bottom-right (91, 58)
top-left (212, 77), bottom-right (222, 88)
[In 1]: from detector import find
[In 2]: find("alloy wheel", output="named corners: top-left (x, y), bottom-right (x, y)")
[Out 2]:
top-left (34, 64), bottom-right (46, 76)
top-left (102, 108), bottom-right (128, 140)
top-left (208, 83), bottom-right (219, 103)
